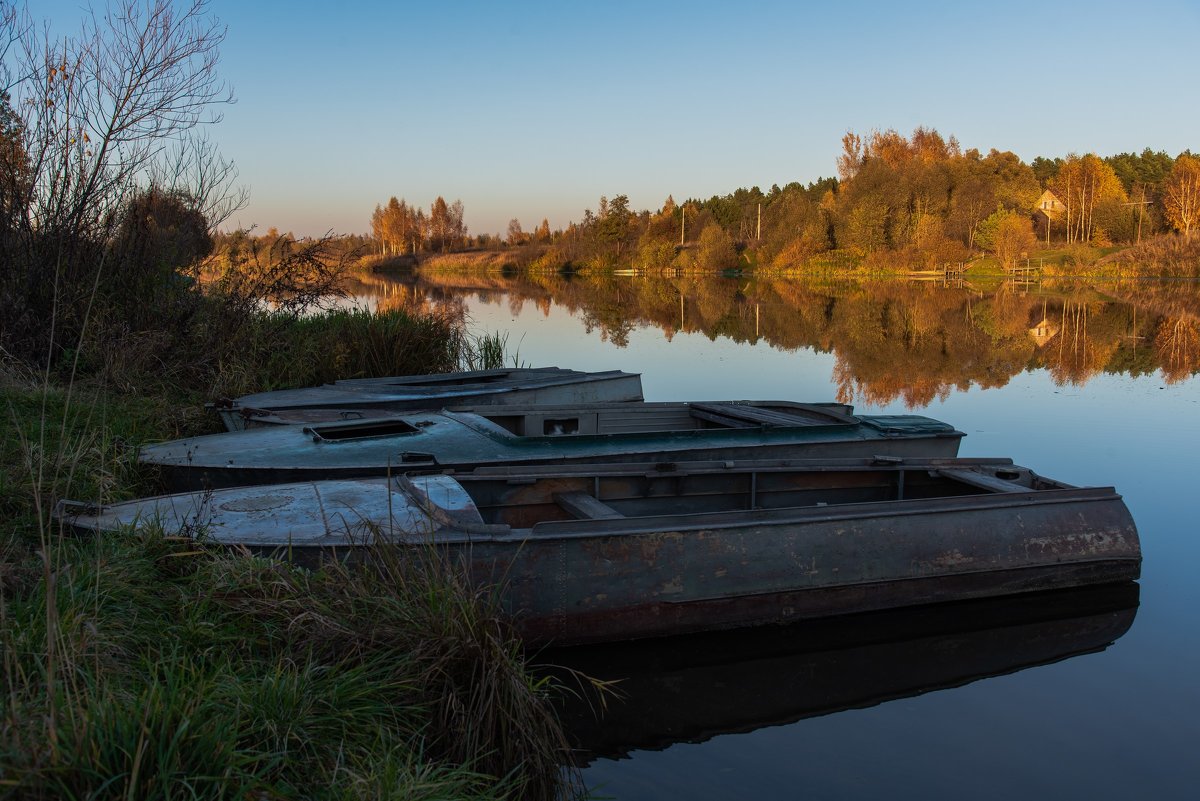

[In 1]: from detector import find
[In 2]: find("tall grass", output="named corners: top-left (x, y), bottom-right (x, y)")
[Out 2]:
top-left (211, 308), bottom-right (466, 398)
top-left (460, 331), bottom-right (523, 371)
top-left (1, 490), bottom-right (577, 799)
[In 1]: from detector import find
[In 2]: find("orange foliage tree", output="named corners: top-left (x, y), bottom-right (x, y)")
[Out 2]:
top-left (1162, 154), bottom-right (1200, 237)
top-left (1048, 155), bottom-right (1127, 244)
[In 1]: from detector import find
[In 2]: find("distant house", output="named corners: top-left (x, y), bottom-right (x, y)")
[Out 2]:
top-left (1034, 190), bottom-right (1065, 218)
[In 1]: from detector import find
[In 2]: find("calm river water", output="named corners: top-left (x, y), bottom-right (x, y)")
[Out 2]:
top-left (352, 271), bottom-right (1198, 800)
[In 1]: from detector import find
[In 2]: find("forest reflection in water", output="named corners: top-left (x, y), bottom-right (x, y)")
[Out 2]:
top-left (345, 270), bottom-right (1200, 407)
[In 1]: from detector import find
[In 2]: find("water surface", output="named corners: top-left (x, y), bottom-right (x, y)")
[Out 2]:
top-left (350, 272), bottom-right (1199, 799)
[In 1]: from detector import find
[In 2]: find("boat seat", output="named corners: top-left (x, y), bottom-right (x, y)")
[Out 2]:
top-left (553, 491), bottom-right (626, 520)
top-left (935, 468), bottom-right (1025, 493)
top-left (400, 474), bottom-right (488, 526)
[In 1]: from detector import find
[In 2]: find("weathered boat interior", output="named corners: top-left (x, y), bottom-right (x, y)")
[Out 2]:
top-left (299, 402), bottom-right (863, 443)
top-left (462, 401), bottom-right (859, 437)
top-left (406, 459), bottom-right (1071, 530)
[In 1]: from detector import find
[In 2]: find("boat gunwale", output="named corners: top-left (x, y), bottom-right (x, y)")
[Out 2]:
top-left (68, 458), bottom-right (1028, 517)
top-left (453, 484), bottom-right (1129, 541)
top-left (457, 455), bottom-right (1017, 478)
top-left (215, 368), bottom-right (644, 411)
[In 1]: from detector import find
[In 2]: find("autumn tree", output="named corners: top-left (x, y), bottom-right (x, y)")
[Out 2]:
top-left (0, 89), bottom-right (28, 257)
top-left (370, 196), bottom-right (409, 255)
top-left (836, 131), bottom-right (864, 182)
top-left (832, 128), bottom-right (961, 258)
top-left (449, 199), bottom-right (467, 248)
top-left (944, 149), bottom-right (1038, 248)
top-left (429, 196), bottom-right (450, 252)
top-left (506, 218), bottom-right (525, 246)
top-left (976, 209), bottom-right (1035, 268)
top-left (1162, 154), bottom-right (1200, 237)
top-left (1049, 154), bottom-right (1128, 244)
top-left (696, 223), bottom-right (738, 270)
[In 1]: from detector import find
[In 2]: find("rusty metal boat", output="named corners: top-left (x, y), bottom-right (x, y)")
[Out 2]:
top-left (139, 400), bottom-right (966, 491)
top-left (59, 456), bottom-right (1140, 645)
top-left (209, 366), bottom-right (645, 431)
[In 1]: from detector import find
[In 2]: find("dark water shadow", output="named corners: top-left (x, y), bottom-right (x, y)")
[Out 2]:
top-left (537, 583), bottom-right (1139, 765)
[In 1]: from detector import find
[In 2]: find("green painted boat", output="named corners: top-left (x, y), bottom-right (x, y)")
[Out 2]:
top-left (209, 367), bottom-right (644, 431)
top-left (140, 400), bottom-right (966, 491)
top-left (59, 457), bottom-right (1140, 645)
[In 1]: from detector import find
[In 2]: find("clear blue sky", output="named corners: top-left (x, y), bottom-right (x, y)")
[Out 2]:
top-left (36, 0), bottom-right (1200, 237)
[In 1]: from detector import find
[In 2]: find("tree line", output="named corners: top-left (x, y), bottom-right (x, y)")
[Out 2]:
top-left (420, 127), bottom-right (1197, 273)
top-left (369, 195), bottom-right (470, 256)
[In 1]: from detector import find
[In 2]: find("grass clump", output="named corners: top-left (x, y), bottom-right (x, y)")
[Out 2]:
top-left (1, 510), bottom-right (575, 799)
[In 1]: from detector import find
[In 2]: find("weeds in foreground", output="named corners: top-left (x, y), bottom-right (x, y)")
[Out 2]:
top-left (0, 526), bottom-right (578, 799)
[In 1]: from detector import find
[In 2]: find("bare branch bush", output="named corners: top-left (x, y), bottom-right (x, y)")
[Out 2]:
top-left (209, 231), bottom-right (354, 318)
top-left (0, 0), bottom-right (239, 368)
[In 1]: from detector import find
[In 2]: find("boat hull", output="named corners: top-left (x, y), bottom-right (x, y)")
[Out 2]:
top-left (212, 367), bottom-right (644, 430)
top-left (60, 459), bottom-right (1140, 646)
top-left (142, 401), bottom-right (966, 492)
top-left (452, 488), bottom-right (1140, 645)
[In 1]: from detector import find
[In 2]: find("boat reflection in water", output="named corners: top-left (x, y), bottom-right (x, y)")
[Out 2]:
top-left (541, 583), bottom-right (1138, 765)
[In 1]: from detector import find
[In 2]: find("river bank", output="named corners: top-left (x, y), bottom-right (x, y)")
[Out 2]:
top-left (365, 234), bottom-right (1199, 281)
top-left (0, 307), bottom-right (575, 799)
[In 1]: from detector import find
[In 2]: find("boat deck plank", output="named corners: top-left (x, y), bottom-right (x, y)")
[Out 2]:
top-left (690, 403), bottom-right (825, 427)
top-left (936, 468), bottom-right (1026, 493)
top-left (554, 491), bottom-right (626, 520)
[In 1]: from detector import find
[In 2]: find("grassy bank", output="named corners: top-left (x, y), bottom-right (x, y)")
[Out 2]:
top-left (407, 235), bottom-right (1200, 281)
top-left (1, 307), bottom-right (576, 800)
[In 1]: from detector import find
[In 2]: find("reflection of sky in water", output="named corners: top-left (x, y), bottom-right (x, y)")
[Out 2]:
top-left (362, 283), bottom-right (1200, 800)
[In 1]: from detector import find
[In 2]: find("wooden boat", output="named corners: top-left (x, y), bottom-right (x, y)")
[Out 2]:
top-left (546, 583), bottom-right (1139, 763)
top-left (58, 456), bottom-right (1140, 645)
top-left (139, 400), bottom-right (966, 491)
top-left (209, 367), bottom-right (645, 431)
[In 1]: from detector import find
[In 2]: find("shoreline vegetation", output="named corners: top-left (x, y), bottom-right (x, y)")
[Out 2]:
top-left (358, 232), bottom-right (1200, 281)
top-left (353, 127), bottom-right (1198, 281)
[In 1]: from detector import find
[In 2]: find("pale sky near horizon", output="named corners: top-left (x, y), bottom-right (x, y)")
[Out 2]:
top-left (31, 0), bottom-right (1200, 237)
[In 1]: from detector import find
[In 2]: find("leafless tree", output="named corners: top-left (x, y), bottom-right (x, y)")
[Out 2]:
top-left (1, 0), bottom-right (241, 360)
top-left (9, 0), bottom-right (234, 233)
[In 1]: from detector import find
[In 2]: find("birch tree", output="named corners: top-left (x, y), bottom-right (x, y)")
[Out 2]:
top-left (1163, 154), bottom-right (1200, 237)
top-left (1049, 155), bottom-right (1127, 244)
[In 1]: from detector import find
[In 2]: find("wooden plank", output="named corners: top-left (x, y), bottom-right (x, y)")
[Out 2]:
top-left (554, 491), bottom-right (626, 520)
top-left (690, 402), bottom-right (818, 427)
top-left (689, 408), bottom-right (758, 429)
top-left (935, 468), bottom-right (1025, 494)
